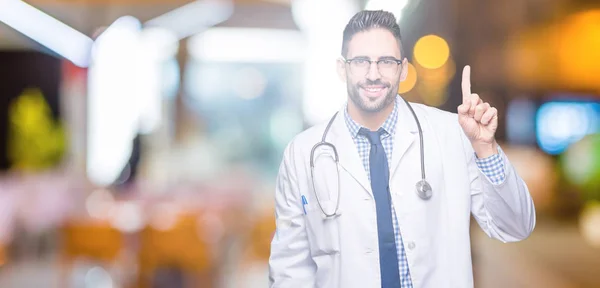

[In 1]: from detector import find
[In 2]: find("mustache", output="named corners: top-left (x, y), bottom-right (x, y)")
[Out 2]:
top-left (359, 79), bottom-right (390, 87)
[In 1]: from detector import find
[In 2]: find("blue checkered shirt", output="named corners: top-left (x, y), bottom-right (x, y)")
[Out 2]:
top-left (343, 96), bottom-right (506, 287)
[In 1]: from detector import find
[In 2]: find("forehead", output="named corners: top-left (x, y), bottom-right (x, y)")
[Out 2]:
top-left (347, 28), bottom-right (401, 59)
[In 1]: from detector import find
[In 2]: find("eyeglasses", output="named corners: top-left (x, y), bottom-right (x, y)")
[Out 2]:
top-left (344, 57), bottom-right (402, 77)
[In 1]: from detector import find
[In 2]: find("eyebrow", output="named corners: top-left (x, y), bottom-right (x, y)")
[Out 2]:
top-left (378, 56), bottom-right (399, 60)
top-left (350, 55), bottom-right (399, 60)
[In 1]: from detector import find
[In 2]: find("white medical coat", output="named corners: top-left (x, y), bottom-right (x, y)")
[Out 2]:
top-left (269, 100), bottom-right (536, 287)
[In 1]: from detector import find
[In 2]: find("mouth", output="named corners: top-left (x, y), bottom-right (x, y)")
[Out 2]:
top-left (360, 85), bottom-right (388, 98)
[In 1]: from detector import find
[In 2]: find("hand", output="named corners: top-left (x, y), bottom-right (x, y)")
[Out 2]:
top-left (457, 65), bottom-right (498, 158)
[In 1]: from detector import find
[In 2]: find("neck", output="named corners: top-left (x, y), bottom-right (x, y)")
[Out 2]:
top-left (347, 100), bottom-right (394, 131)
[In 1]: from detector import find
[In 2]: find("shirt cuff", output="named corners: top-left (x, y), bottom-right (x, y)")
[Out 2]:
top-left (474, 145), bottom-right (506, 185)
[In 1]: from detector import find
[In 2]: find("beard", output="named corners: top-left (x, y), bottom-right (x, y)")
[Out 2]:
top-left (347, 78), bottom-right (399, 113)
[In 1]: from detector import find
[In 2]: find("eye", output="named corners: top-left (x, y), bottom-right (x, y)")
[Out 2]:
top-left (353, 59), bottom-right (369, 65)
top-left (380, 60), bottom-right (395, 65)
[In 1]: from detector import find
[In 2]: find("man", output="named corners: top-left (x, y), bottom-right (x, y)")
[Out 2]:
top-left (269, 10), bottom-right (535, 288)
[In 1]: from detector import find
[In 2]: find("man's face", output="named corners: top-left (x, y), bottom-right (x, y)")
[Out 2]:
top-left (337, 28), bottom-right (408, 113)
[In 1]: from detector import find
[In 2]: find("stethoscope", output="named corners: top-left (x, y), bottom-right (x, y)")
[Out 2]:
top-left (310, 96), bottom-right (432, 218)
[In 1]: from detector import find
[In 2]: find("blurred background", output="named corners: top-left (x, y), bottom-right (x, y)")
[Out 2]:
top-left (0, 0), bottom-right (599, 287)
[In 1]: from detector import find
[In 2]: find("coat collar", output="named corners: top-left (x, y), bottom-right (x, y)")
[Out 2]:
top-left (343, 96), bottom-right (400, 140)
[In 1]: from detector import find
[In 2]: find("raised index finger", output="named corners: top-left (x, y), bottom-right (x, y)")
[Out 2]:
top-left (461, 65), bottom-right (471, 103)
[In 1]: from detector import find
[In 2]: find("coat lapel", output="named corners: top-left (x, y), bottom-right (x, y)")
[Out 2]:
top-left (329, 107), bottom-right (373, 198)
top-left (389, 99), bottom-right (421, 179)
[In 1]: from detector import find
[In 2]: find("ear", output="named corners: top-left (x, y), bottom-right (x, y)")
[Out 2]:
top-left (336, 58), bottom-right (347, 82)
top-left (399, 58), bottom-right (409, 82)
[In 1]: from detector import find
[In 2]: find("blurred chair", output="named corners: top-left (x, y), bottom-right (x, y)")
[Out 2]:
top-left (228, 208), bottom-right (274, 288)
top-left (137, 213), bottom-right (213, 288)
top-left (248, 210), bottom-right (275, 262)
top-left (59, 221), bottom-right (125, 287)
top-left (0, 242), bottom-right (6, 267)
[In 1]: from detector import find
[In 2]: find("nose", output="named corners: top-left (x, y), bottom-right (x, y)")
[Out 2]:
top-left (366, 61), bottom-right (381, 81)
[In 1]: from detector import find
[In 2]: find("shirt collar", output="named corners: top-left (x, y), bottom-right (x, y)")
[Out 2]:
top-left (344, 96), bottom-right (400, 139)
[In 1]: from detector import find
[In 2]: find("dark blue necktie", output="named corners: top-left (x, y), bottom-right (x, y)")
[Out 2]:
top-left (359, 127), bottom-right (401, 288)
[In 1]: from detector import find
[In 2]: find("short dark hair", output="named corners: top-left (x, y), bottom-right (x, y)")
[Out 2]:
top-left (341, 10), bottom-right (404, 58)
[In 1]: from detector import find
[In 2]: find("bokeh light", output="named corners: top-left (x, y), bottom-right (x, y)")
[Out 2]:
top-left (506, 9), bottom-right (600, 93)
top-left (536, 101), bottom-right (600, 155)
top-left (557, 10), bottom-right (600, 92)
top-left (233, 67), bottom-right (268, 100)
top-left (415, 56), bottom-right (456, 86)
top-left (398, 62), bottom-right (417, 94)
top-left (414, 57), bottom-right (455, 106)
top-left (109, 202), bottom-right (144, 233)
top-left (85, 189), bottom-right (116, 220)
top-left (579, 201), bottom-right (600, 248)
top-left (413, 34), bottom-right (450, 69)
top-left (561, 134), bottom-right (600, 200)
top-left (84, 266), bottom-right (114, 288)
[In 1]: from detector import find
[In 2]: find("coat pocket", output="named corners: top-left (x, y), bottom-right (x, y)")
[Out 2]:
top-left (304, 200), bottom-right (341, 257)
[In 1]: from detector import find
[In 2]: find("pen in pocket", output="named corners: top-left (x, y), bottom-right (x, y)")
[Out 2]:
top-left (301, 195), bottom-right (308, 215)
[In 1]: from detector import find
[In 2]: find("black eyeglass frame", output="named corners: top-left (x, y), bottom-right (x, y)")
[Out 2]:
top-left (342, 57), bottom-right (404, 76)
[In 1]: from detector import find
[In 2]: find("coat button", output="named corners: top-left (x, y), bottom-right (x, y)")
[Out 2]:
top-left (407, 241), bottom-right (416, 250)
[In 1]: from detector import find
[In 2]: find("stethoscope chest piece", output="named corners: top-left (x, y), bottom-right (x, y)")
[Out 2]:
top-left (415, 179), bottom-right (433, 200)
